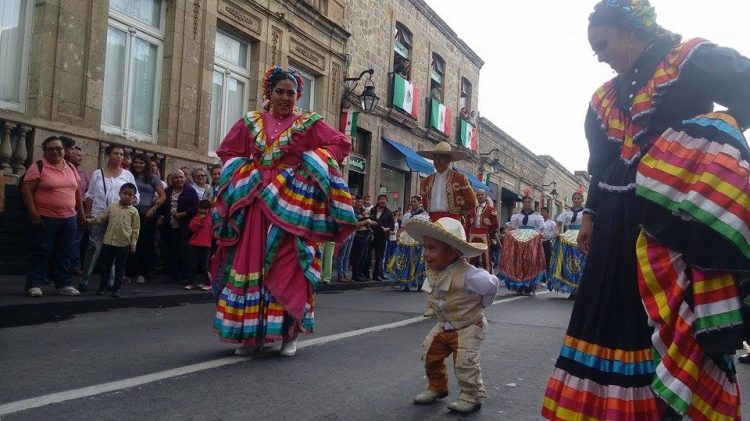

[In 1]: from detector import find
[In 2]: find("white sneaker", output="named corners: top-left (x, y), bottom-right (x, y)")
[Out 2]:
top-left (279, 339), bottom-right (297, 357)
top-left (136, 275), bottom-right (146, 284)
top-left (57, 286), bottom-right (81, 296)
top-left (27, 287), bottom-right (43, 297)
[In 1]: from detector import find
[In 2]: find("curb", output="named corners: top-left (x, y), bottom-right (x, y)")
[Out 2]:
top-left (0, 281), bottom-right (395, 328)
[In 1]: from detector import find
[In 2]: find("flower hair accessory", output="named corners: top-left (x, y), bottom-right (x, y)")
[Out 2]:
top-left (605, 0), bottom-right (658, 34)
top-left (262, 66), bottom-right (305, 100)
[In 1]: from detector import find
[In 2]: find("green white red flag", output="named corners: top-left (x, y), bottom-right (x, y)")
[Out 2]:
top-left (430, 98), bottom-right (452, 135)
top-left (391, 73), bottom-right (419, 118)
top-left (477, 170), bottom-right (490, 185)
top-left (340, 111), bottom-right (359, 137)
top-left (459, 119), bottom-right (477, 152)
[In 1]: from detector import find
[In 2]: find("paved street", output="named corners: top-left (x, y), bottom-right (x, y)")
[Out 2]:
top-left (1, 288), bottom-right (748, 420)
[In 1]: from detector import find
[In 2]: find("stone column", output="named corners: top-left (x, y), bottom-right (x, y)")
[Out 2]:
top-left (0, 123), bottom-right (14, 175)
top-left (10, 125), bottom-right (31, 175)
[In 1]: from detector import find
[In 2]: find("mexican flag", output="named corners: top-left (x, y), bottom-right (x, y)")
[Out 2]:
top-left (340, 111), bottom-right (358, 137)
top-left (392, 73), bottom-right (419, 118)
top-left (459, 118), bottom-right (478, 152)
top-left (430, 98), bottom-right (452, 135)
top-left (477, 170), bottom-right (490, 185)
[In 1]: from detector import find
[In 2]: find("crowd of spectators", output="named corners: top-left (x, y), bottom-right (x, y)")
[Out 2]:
top-left (19, 136), bottom-right (223, 298)
top-left (18, 136), bottom-right (411, 298)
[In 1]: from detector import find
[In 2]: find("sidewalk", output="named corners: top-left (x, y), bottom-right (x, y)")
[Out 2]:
top-left (0, 273), bottom-right (391, 328)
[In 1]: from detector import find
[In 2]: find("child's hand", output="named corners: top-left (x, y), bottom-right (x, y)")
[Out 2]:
top-left (130, 244), bottom-right (136, 253)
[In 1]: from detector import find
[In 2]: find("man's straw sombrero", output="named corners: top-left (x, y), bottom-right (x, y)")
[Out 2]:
top-left (417, 141), bottom-right (468, 161)
top-left (405, 217), bottom-right (486, 257)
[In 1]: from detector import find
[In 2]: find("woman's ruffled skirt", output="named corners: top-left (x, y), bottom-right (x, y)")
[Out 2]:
top-left (211, 149), bottom-right (356, 346)
top-left (386, 232), bottom-right (425, 290)
top-left (498, 228), bottom-right (547, 293)
top-left (547, 229), bottom-right (586, 294)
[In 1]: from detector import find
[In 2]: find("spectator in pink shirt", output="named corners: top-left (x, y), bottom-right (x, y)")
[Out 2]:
top-left (22, 136), bottom-right (85, 297)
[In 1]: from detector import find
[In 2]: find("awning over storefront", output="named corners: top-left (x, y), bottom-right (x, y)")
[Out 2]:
top-left (455, 168), bottom-right (488, 191)
top-left (501, 187), bottom-right (523, 202)
top-left (382, 137), bottom-right (434, 177)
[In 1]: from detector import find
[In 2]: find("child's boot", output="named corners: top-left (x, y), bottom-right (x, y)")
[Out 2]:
top-left (412, 390), bottom-right (448, 405)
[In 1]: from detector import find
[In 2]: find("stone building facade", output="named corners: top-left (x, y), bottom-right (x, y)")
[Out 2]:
top-left (0, 0), bottom-right (348, 272)
top-left (342, 0), bottom-right (483, 212)
top-left (477, 117), bottom-right (590, 223)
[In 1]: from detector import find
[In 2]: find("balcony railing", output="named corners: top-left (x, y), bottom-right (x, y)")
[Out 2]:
top-left (0, 120), bottom-right (33, 179)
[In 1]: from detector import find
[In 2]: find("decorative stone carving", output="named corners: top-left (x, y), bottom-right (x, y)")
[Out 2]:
top-left (290, 37), bottom-right (326, 71)
top-left (220, 1), bottom-right (262, 36)
top-left (270, 26), bottom-right (282, 66)
top-left (330, 61), bottom-right (341, 109)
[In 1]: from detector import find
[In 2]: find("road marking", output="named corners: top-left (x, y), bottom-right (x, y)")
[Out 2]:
top-left (0, 293), bottom-right (542, 416)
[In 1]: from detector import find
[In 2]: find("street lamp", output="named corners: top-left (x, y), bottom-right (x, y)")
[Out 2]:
top-left (542, 181), bottom-right (558, 200)
top-left (478, 148), bottom-right (502, 173)
top-left (342, 68), bottom-right (379, 113)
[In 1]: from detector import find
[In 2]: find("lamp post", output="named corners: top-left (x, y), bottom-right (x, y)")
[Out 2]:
top-left (478, 148), bottom-right (502, 173)
top-left (341, 68), bottom-right (379, 113)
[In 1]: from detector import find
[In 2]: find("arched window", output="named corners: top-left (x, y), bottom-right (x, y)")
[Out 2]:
top-left (393, 22), bottom-right (412, 79)
top-left (430, 53), bottom-right (445, 102)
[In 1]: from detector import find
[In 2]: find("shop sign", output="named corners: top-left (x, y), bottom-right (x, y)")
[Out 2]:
top-left (348, 155), bottom-right (366, 174)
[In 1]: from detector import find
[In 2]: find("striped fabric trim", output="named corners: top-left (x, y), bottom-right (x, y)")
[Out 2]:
top-left (244, 111), bottom-right (322, 166)
top-left (590, 38), bottom-right (708, 163)
top-left (258, 149), bottom-right (356, 240)
top-left (635, 230), bottom-right (741, 419)
top-left (636, 112), bottom-right (750, 260)
top-left (542, 367), bottom-right (660, 421)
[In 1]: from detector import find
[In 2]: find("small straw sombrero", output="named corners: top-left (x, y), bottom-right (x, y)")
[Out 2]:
top-left (405, 217), bottom-right (486, 257)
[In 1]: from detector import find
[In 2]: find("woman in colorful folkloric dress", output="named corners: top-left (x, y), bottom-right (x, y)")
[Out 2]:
top-left (543, 2), bottom-right (750, 420)
top-left (499, 196), bottom-right (546, 295)
top-left (387, 195), bottom-right (429, 291)
top-left (211, 67), bottom-right (356, 357)
top-left (547, 192), bottom-right (586, 299)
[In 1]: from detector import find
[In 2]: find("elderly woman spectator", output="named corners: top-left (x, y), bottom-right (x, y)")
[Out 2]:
top-left (159, 169), bottom-right (199, 284)
top-left (22, 136), bottom-right (85, 297)
top-left (79, 144), bottom-right (139, 292)
top-left (125, 154), bottom-right (166, 284)
top-left (190, 167), bottom-right (210, 199)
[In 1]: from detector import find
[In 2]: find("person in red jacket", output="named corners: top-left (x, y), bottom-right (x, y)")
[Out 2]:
top-left (185, 199), bottom-right (212, 291)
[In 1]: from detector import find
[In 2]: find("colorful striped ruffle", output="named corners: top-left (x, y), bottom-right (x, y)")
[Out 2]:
top-left (260, 147), bottom-right (356, 242)
top-left (499, 229), bottom-right (546, 291)
top-left (636, 230), bottom-right (742, 420)
top-left (244, 111), bottom-right (321, 166)
top-left (543, 335), bottom-right (659, 420)
top-left (548, 229), bottom-right (586, 294)
top-left (590, 38), bottom-right (707, 163)
top-left (636, 112), bottom-right (750, 262)
top-left (213, 151), bottom-right (356, 246)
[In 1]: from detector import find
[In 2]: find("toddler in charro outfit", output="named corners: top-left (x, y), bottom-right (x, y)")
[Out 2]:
top-left (406, 217), bottom-right (498, 414)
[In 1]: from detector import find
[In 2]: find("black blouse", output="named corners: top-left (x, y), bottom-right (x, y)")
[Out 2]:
top-left (584, 39), bottom-right (750, 213)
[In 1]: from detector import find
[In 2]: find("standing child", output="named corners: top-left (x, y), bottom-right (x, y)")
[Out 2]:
top-left (185, 199), bottom-right (212, 291)
top-left (405, 217), bottom-right (498, 414)
top-left (87, 183), bottom-right (140, 297)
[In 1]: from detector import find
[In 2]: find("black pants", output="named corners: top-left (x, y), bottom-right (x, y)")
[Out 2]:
top-left (99, 244), bottom-right (129, 292)
top-left (543, 240), bottom-right (552, 269)
top-left (126, 212), bottom-right (157, 277)
top-left (189, 246), bottom-right (210, 284)
top-left (371, 235), bottom-right (387, 280)
top-left (350, 235), bottom-right (370, 281)
top-left (166, 228), bottom-right (191, 282)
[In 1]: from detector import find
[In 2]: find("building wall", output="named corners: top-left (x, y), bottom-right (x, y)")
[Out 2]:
top-left (0, 0), bottom-right (349, 272)
top-left (343, 0), bottom-right (483, 211)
